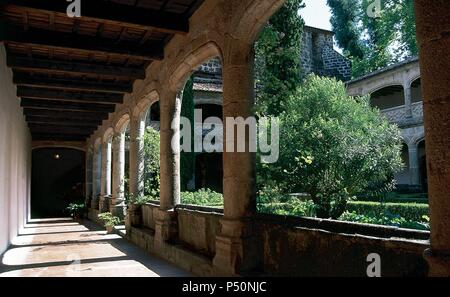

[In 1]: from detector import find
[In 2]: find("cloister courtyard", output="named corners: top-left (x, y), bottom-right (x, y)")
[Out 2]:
top-left (0, 0), bottom-right (449, 278)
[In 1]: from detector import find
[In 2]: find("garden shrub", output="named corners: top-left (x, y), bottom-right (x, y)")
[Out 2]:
top-left (181, 189), bottom-right (223, 207)
top-left (143, 127), bottom-right (160, 199)
top-left (258, 75), bottom-right (404, 219)
top-left (340, 211), bottom-right (430, 231)
top-left (346, 201), bottom-right (429, 222)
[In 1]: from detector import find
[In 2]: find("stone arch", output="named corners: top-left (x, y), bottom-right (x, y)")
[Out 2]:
top-left (368, 83), bottom-right (405, 96)
top-left (103, 127), bottom-right (115, 143)
top-left (115, 113), bottom-right (131, 134)
top-left (31, 143), bottom-right (86, 152)
top-left (369, 84), bottom-right (405, 110)
top-left (133, 89), bottom-right (160, 122)
top-left (231, 0), bottom-right (286, 44)
top-left (168, 41), bottom-right (223, 93)
top-left (409, 75), bottom-right (421, 87)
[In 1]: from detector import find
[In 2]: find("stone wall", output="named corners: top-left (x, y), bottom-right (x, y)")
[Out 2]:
top-left (177, 207), bottom-right (222, 257)
top-left (0, 45), bottom-right (32, 255)
top-left (126, 205), bottom-right (430, 277)
top-left (300, 26), bottom-right (351, 81)
top-left (256, 214), bottom-right (429, 276)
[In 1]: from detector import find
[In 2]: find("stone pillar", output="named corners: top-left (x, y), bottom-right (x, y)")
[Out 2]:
top-left (213, 42), bottom-right (258, 276)
top-left (111, 132), bottom-right (126, 218)
top-left (85, 148), bottom-right (93, 208)
top-left (154, 89), bottom-right (181, 248)
top-left (404, 84), bottom-right (413, 118)
top-left (414, 0), bottom-right (450, 277)
top-left (100, 139), bottom-right (112, 213)
top-left (129, 117), bottom-right (145, 198)
top-left (91, 145), bottom-right (100, 210)
top-left (407, 142), bottom-right (421, 187)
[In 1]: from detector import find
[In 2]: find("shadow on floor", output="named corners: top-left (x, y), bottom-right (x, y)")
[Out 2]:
top-left (0, 218), bottom-right (192, 277)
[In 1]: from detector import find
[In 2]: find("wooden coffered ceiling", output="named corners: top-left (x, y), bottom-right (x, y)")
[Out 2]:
top-left (0, 0), bottom-right (205, 141)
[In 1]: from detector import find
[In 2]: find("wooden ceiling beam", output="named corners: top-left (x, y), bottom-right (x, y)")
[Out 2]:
top-left (31, 133), bottom-right (89, 141)
top-left (26, 116), bottom-right (101, 128)
top-left (7, 55), bottom-right (146, 80)
top-left (23, 108), bottom-right (109, 121)
top-left (0, 0), bottom-right (189, 35)
top-left (13, 73), bottom-right (132, 94)
top-left (20, 98), bottom-right (115, 113)
top-left (0, 23), bottom-right (164, 61)
top-left (29, 124), bottom-right (94, 135)
top-left (17, 87), bottom-right (124, 104)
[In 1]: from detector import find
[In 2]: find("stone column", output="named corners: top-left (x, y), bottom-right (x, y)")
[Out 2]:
top-left (129, 117), bottom-right (146, 199)
top-left (100, 140), bottom-right (112, 213)
top-left (85, 148), bottom-right (93, 208)
top-left (415, 0), bottom-right (450, 277)
top-left (111, 132), bottom-right (126, 218)
top-left (404, 84), bottom-right (413, 118)
top-left (213, 42), bottom-right (258, 276)
top-left (91, 146), bottom-right (101, 210)
top-left (154, 89), bottom-right (181, 248)
top-left (407, 142), bottom-right (421, 187)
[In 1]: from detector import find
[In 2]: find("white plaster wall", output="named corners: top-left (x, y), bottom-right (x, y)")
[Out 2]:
top-left (0, 45), bottom-right (32, 255)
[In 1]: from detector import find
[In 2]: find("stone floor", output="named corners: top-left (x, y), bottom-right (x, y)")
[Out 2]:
top-left (0, 218), bottom-right (192, 277)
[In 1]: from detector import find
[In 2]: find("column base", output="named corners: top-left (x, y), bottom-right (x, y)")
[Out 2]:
top-left (91, 194), bottom-right (101, 210)
top-left (424, 248), bottom-right (450, 277)
top-left (99, 195), bottom-right (111, 213)
top-left (212, 218), bottom-right (259, 276)
top-left (110, 197), bottom-right (126, 219)
top-left (85, 195), bottom-right (92, 209)
top-left (128, 204), bottom-right (142, 227)
top-left (154, 209), bottom-right (178, 251)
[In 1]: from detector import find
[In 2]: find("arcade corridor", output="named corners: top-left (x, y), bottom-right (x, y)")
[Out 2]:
top-left (0, 0), bottom-right (449, 277)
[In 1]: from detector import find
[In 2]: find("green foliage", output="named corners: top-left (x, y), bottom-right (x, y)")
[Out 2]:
top-left (98, 213), bottom-right (121, 227)
top-left (327, 0), bottom-right (364, 59)
top-left (127, 193), bottom-right (155, 206)
top-left (256, 199), bottom-right (429, 230)
top-left (181, 189), bottom-right (223, 207)
top-left (340, 211), bottom-right (429, 231)
top-left (258, 199), bottom-right (316, 217)
top-left (327, 0), bottom-right (418, 78)
top-left (180, 76), bottom-right (195, 190)
top-left (258, 75), bottom-right (403, 219)
top-left (65, 203), bottom-right (86, 219)
top-left (346, 201), bottom-right (429, 222)
top-left (255, 0), bottom-right (305, 116)
top-left (143, 127), bottom-right (160, 199)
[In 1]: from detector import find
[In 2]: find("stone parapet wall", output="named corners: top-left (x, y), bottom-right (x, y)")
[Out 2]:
top-left (255, 214), bottom-right (429, 277)
top-left (123, 205), bottom-right (430, 277)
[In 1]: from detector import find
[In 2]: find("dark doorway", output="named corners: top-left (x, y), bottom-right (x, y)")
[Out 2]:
top-left (31, 148), bottom-right (85, 218)
top-left (195, 153), bottom-right (223, 193)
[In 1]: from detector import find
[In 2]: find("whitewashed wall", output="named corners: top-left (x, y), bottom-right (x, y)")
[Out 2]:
top-left (0, 45), bottom-right (32, 255)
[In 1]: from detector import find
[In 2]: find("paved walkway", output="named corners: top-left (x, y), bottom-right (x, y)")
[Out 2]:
top-left (0, 218), bottom-right (191, 277)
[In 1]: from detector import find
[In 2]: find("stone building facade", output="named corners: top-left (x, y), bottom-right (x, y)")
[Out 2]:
top-left (300, 26), bottom-right (352, 81)
top-left (346, 57), bottom-right (426, 192)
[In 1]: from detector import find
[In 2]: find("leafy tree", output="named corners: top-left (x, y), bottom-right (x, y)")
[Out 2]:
top-left (327, 0), bottom-right (364, 59)
top-left (327, 0), bottom-right (418, 77)
top-left (180, 76), bottom-right (195, 190)
top-left (259, 75), bottom-right (403, 219)
top-left (144, 127), bottom-right (160, 199)
top-left (255, 0), bottom-right (305, 116)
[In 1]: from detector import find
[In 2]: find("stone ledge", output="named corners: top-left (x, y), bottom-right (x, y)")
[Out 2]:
top-left (128, 226), bottom-right (214, 276)
top-left (255, 213), bottom-right (430, 241)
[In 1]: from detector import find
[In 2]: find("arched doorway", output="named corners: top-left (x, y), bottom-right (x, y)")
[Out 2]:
top-left (31, 148), bottom-right (85, 218)
top-left (418, 140), bottom-right (427, 192)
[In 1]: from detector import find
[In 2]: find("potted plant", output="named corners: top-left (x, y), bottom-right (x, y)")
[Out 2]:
top-left (98, 213), bottom-right (121, 234)
top-left (66, 203), bottom-right (87, 221)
